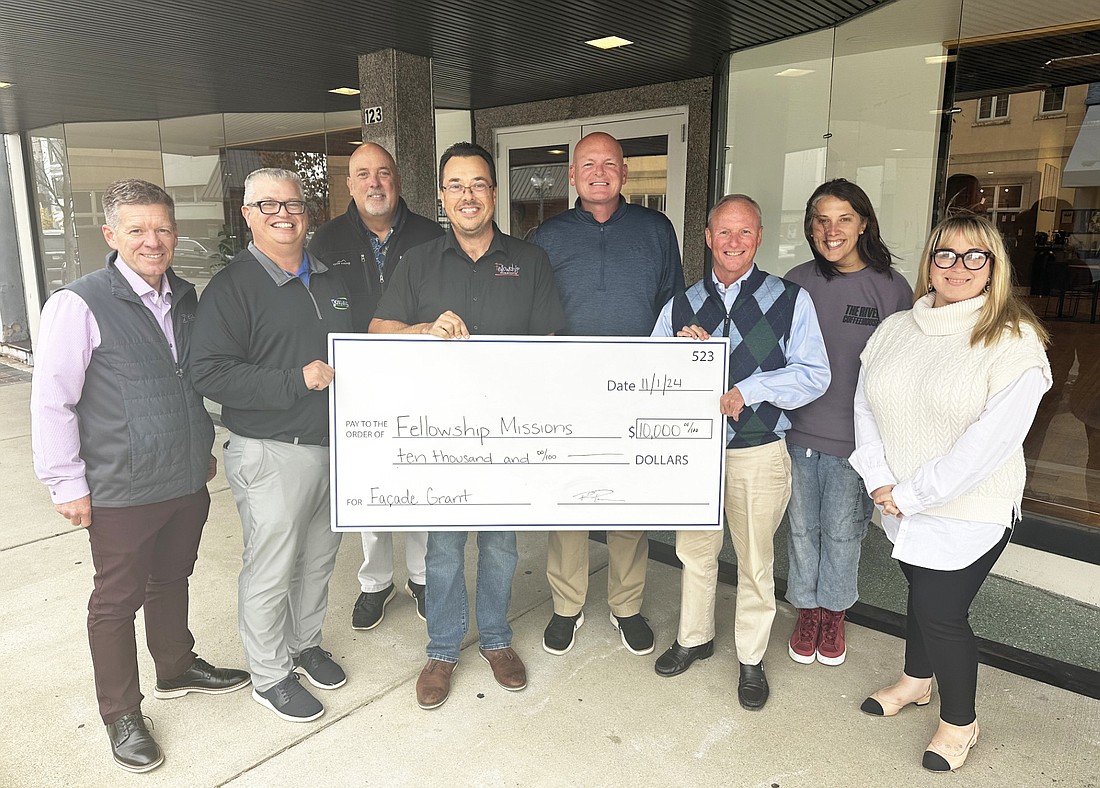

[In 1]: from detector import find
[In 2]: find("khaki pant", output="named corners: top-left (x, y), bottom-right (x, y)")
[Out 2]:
top-left (546, 530), bottom-right (648, 617)
top-left (675, 441), bottom-right (791, 666)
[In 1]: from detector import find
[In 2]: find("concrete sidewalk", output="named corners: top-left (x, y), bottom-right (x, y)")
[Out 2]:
top-left (1, 377), bottom-right (1097, 788)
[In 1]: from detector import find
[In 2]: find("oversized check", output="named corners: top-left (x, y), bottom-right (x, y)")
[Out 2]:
top-left (329, 335), bottom-right (728, 531)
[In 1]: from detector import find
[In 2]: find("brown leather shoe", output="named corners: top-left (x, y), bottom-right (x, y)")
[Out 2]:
top-left (480, 647), bottom-right (527, 691)
top-left (416, 659), bottom-right (456, 710)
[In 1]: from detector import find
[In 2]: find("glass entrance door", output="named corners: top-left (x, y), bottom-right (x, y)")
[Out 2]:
top-left (496, 127), bottom-right (578, 241)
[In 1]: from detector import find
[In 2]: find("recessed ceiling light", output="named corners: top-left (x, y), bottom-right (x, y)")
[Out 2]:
top-left (924, 55), bottom-right (956, 65)
top-left (0, 81), bottom-right (12, 89)
top-left (349, 141), bottom-right (363, 146)
top-left (776, 68), bottom-right (814, 77)
top-left (585, 36), bottom-right (633, 50)
top-left (329, 87), bottom-right (360, 96)
top-left (547, 149), bottom-right (566, 155)
top-left (891, 148), bottom-right (906, 152)
top-left (987, 171), bottom-right (995, 174)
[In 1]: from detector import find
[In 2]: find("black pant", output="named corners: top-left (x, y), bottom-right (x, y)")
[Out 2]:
top-left (899, 527), bottom-right (1010, 726)
top-left (87, 489), bottom-right (209, 723)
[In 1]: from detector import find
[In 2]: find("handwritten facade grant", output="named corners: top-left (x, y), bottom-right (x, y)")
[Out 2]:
top-left (329, 335), bottom-right (729, 532)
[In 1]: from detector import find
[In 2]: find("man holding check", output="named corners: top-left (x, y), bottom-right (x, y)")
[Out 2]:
top-left (370, 141), bottom-right (565, 710)
top-left (651, 194), bottom-right (829, 710)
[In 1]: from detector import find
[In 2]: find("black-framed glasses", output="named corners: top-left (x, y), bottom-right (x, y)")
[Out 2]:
top-left (931, 248), bottom-right (992, 270)
top-left (442, 182), bottom-right (494, 196)
top-left (247, 199), bottom-right (307, 215)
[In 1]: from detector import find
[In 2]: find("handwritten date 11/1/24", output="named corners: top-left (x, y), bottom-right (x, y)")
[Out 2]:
top-left (608, 374), bottom-right (685, 394)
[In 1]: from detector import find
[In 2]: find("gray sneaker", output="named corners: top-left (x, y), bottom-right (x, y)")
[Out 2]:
top-left (252, 674), bottom-right (323, 722)
top-left (293, 646), bottom-right (347, 690)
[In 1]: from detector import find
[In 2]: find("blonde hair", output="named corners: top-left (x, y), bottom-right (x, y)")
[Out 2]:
top-left (915, 214), bottom-right (1049, 347)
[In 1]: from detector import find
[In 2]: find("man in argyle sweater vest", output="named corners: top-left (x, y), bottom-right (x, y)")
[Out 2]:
top-left (651, 195), bottom-right (830, 710)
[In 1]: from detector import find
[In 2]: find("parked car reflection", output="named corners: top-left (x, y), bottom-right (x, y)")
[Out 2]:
top-left (172, 238), bottom-right (225, 277)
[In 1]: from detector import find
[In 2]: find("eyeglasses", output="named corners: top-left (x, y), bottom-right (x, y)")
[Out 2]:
top-left (442, 182), bottom-right (494, 196)
top-left (246, 200), bottom-right (307, 215)
top-left (931, 248), bottom-right (992, 270)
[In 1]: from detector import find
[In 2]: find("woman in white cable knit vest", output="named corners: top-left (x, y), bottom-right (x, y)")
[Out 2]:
top-left (849, 214), bottom-right (1051, 773)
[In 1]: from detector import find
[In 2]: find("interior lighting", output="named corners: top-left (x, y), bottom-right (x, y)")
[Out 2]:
top-left (924, 55), bottom-right (956, 65)
top-left (547, 149), bottom-right (566, 155)
top-left (349, 141), bottom-right (363, 146)
top-left (0, 81), bottom-right (12, 88)
top-left (585, 36), bottom-right (633, 50)
top-left (329, 87), bottom-right (360, 96)
top-left (775, 69), bottom-right (814, 77)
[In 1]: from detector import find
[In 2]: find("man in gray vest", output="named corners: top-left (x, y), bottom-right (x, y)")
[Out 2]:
top-left (30, 179), bottom-right (250, 773)
top-left (309, 142), bottom-right (443, 631)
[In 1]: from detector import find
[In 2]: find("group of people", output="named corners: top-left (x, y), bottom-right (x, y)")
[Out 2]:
top-left (30, 129), bottom-right (1050, 775)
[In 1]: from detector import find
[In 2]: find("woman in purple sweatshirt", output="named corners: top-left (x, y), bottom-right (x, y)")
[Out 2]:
top-left (782, 179), bottom-right (913, 666)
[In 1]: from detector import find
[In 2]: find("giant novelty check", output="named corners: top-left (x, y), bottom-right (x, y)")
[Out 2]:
top-left (329, 335), bottom-right (728, 531)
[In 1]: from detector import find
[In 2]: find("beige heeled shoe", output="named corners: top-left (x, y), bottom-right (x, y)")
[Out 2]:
top-left (860, 681), bottom-right (933, 717)
top-left (923, 720), bottom-right (980, 771)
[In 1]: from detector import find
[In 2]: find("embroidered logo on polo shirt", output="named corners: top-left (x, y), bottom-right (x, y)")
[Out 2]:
top-left (495, 262), bottom-right (520, 277)
top-left (179, 312), bottom-right (196, 323)
top-left (331, 297), bottom-right (350, 310)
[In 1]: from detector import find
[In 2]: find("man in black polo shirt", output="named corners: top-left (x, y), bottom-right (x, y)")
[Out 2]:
top-left (191, 168), bottom-right (354, 724)
top-left (309, 142), bottom-right (443, 633)
top-left (371, 142), bottom-right (564, 710)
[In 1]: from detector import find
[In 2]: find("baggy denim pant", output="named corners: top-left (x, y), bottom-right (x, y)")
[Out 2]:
top-left (784, 442), bottom-right (874, 612)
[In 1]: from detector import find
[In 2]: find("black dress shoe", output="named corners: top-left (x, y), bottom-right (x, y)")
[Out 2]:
top-left (153, 657), bottom-right (251, 699)
top-left (654, 639), bottom-right (715, 677)
top-left (106, 711), bottom-right (163, 773)
top-left (738, 662), bottom-right (770, 710)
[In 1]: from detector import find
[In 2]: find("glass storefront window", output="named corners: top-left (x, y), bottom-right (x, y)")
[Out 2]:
top-left (723, 29), bottom-right (834, 273)
top-left (949, 25), bottom-right (1100, 525)
top-left (63, 121), bottom-right (162, 283)
top-left (160, 114), bottom-right (228, 293)
top-left (717, 0), bottom-right (1100, 677)
top-left (25, 112), bottom-right (369, 300)
top-left (28, 125), bottom-right (76, 293)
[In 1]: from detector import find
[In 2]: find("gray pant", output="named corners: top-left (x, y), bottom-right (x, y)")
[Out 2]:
top-left (224, 433), bottom-right (342, 691)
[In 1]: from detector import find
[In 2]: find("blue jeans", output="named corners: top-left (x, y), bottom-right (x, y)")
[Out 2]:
top-left (784, 442), bottom-right (873, 612)
top-left (425, 530), bottom-right (518, 663)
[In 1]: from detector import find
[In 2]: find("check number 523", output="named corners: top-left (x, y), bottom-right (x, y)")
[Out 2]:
top-left (691, 350), bottom-right (715, 362)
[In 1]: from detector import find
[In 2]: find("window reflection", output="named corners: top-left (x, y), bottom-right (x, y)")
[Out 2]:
top-left (27, 110), bottom-right (368, 299)
top-left (949, 32), bottom-right (1100, 521)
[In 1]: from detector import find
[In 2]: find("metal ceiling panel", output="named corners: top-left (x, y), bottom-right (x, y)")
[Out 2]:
top-left (0, 0), bottom-right (888, 134)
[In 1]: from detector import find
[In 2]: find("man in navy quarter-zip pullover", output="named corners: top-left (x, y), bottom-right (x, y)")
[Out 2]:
top-left (531, 132), bottom-right (685, 660)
